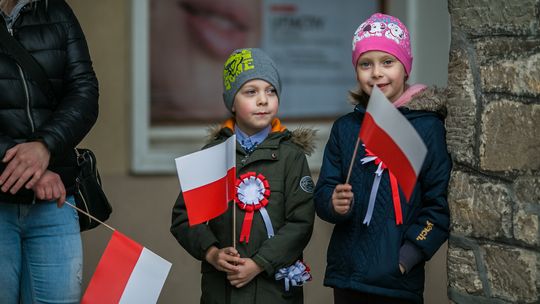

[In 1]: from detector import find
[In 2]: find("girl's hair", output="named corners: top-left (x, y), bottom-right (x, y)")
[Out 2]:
top-left (348, 87), bottom-right (370, 107)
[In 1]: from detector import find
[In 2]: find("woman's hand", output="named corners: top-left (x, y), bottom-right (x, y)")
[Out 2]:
top-left (32, 170), bottom-right (66, 207)
top-left (0, 142), bottom-right (50, 194)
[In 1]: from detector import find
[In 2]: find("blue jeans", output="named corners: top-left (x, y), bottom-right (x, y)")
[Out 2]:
top-left (0, 196), bottom-right (82, 304)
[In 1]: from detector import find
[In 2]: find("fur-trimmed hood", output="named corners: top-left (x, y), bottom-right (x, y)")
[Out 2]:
top-left (351, 85), bottom-right (448, 119)
top-left (207, 118), bottom-right (317, 156)
top-left (403, 86), bottom-right (447, 118)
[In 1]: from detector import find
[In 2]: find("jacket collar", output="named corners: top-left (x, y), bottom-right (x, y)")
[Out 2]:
top-left (354, 86), bottom-right (447, 119)
top-left (209, 117), bottom-right (316, 156)
top-left (221, 117), bottom-right (286, 134)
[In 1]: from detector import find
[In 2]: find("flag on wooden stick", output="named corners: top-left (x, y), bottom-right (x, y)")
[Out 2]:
top-left (175, 135), bottom-right (236, 225)
top-left (358, 85), bottom-right (427, 201)
top-left (82, 231), bottom-right (171, 304)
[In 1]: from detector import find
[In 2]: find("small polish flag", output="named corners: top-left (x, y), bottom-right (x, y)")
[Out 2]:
top-left (175, 135), bottom-right (236, 226)
top-left (359, 86), bottom-right (427, 201)
top-left (82, 231), bottom-right (172, 304)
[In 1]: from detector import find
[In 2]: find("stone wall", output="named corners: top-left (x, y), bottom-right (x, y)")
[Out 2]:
top-left (446, 0), bottom-right (540, 303)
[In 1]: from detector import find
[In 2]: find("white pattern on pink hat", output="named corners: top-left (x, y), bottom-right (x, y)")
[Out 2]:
top-left (352, 13), bottom-right (413, 75)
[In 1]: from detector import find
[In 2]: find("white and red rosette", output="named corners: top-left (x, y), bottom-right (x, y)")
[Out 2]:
top-left (360, 145), bottom-right (403, 226)
top-left (235, 172), bottom-right (274, 243)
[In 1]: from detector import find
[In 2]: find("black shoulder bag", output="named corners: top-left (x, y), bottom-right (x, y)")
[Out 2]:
top-left (74, 148), bottom-right (112, 231)
top-left (0, 19), bottom-right (112, 231)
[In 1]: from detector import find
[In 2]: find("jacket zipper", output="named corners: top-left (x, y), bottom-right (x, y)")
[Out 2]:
top-left (17, 65), bottom-right (36, 204)
top-left (8, 29), bottom-right (35, 133)
top-left (16, 64), bottom-right (35, 133)
top-left (10, 27), bottom-right (37, 204)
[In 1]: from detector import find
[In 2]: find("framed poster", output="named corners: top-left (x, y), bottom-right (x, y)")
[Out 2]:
top-left (132, 0), bottom-right (379, 173)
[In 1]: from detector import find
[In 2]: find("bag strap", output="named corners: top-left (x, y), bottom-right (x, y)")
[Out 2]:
top-left (0, 18), bottom-right (56, 102)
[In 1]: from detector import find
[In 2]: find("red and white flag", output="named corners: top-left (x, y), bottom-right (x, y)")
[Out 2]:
top-left (175, 135), bottom-right (236, 226)
top-left (359, 86), bottom-right (427, 201)
top-left (82, 231), bottom-right (172, 304)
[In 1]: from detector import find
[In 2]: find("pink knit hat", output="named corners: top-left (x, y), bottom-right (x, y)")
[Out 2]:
top-left (352, 13), bottom-right (412, 75)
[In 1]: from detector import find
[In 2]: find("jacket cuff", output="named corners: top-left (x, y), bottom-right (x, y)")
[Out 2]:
top-left (252, 254), bottom-right (274, 276)
top-left (399, 240), bottom-right (423, 273)
top-left (31, 134), bottom-right (57, 157)
top-left (198, 234), bottom-right (219, 260)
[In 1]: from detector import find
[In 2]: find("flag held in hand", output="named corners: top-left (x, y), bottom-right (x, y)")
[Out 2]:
top-left (359, 86), bottom-right (427, 201)
top-left (82, 231), bottom-right (172, 304)
top-left (175, 135), bottom-right (236, 226)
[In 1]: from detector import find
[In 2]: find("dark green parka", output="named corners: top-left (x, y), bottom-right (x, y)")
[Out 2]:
top-left (171, 119), bottom-right (316, 304)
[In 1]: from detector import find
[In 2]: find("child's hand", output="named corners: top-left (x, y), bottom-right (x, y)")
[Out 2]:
top-left (332, 184), bottom-right (353, 215)
top-left (205, 246), bottom-right (244, 273)
top-left (227, 258), bottom-right (263, 288)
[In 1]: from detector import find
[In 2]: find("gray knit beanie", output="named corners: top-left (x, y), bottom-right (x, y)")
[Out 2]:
top-left (222, 48), bottom-right (282, 113)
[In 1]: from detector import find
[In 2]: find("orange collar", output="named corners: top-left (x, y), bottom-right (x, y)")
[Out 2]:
top-left (222, 118), bottom-right (286, 133)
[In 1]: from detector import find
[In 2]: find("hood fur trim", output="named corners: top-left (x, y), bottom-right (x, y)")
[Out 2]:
top-left (290, 127), bottom-right (317, 156)
top-left (207, 119), bottom-right (317, 155)
top-left (405, 87), bottom-right (447, 118)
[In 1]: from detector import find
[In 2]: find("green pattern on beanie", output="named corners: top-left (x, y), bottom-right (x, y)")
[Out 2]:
top-left (222, 48), bottom-right (281, 113)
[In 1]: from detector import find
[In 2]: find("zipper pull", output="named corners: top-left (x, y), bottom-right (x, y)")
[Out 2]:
top-left (8, 28), bottom-right (13, 36)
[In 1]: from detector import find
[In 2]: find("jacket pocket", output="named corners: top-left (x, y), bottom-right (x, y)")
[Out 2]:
top-left (364, 221), bottom-right (404, 285)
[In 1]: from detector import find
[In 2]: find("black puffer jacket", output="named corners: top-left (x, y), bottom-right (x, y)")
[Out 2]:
top-left (0, 0), bottom-right (98, 204)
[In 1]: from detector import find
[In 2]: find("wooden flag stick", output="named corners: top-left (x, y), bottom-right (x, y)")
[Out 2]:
top-left (345, 136), bottom-right (362, 184)
top-left (65, 201), bottom-right (116, 232)
top-left (233, 202), bottom-right (236, 249)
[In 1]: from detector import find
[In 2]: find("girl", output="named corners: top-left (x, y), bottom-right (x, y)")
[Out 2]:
top-left (171, 48), bottom-right (315, 304)
top-left (314, 13), bottom-right (452, 304)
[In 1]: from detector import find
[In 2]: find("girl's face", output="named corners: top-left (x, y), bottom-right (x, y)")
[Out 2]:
top-left (355, 51), bottom-right (406, 103)
top-left (232, 79), bottom-right (279, 136)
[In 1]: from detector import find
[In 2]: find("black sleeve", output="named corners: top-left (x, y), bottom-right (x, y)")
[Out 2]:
top-left (32, 1), bottom-right (98, 157)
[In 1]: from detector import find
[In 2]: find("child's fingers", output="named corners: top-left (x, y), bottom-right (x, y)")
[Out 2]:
top-left (333, 187), bottom-right (353, 203)
top-left (334, 205), bottom-right (351, 215)
top-left (226, 273), bottom-right (244, 287)
top-left (335, 184), bottom-right (352, 192)
top-left (224, 247), bottom-right (240, 257)
top-left (218, 260), bottom-right (239, 273)
top-left (335, 190), bottom-right (353, 199)
top-left (223, 254), bottom-right (243, 266)
top-left (230, 280), bottom-right (244, 288)
top-left (334, 198), bottom-right (352, 207)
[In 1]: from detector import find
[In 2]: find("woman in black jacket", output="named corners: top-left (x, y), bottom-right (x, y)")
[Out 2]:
top-left (0, 0), bottom-right (98, 302)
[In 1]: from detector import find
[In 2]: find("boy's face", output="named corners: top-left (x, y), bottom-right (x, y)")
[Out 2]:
top-left (232, 79), bottom-right (279, 136)
top-left (355, 51), bottom-right (406, 103)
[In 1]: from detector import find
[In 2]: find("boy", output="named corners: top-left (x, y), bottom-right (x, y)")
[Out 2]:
top-left (171, 48), bottom-right (315, 304)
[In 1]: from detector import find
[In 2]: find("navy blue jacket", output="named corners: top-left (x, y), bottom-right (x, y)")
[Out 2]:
top-left (314, 89), bottom-right (452, 303)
